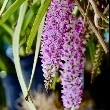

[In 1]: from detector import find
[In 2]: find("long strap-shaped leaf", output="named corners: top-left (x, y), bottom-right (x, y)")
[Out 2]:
top-left (27, 13), bottom-right (46, 92)
top-left (0, 0), bottom-right (25, 25)
top-left (12, 1), bottom-right (36, 110)
top-left (26, 0), bottom-right (51, 53)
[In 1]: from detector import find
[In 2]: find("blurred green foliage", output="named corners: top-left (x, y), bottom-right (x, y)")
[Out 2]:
top-left (0, 0), bottom-right (42, 74)
top-left (0, 0), bottom-right (17, 74)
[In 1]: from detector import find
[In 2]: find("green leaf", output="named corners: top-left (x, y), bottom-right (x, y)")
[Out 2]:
top-left (0, 0), bottom-right (9, 16)
top-left (21, 0), bottom-right (41, 36)
top-left (12, 1), bottom-right (28, 92)
top-left (12, 1), bottom-right (36, 109)
top-left (26, 0), bottom-right (51, 53)
top-left (19, 0), bottom-right (41, 47)
top-left (0, 0), bottom-right (25, 25)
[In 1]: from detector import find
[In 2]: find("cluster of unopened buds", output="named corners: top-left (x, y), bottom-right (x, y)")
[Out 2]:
top-left (91, 43), bottom-right (104, 82)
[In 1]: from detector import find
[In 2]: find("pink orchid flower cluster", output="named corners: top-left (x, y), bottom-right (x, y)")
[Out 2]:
top-left (40, 0), bottom-right (85, 109)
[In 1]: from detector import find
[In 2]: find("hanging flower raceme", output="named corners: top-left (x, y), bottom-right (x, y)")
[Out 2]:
top-left (60, 17), bottom-right (85, 109)
top-left (40, 0), bottom-right (85, 109)
top-left (40, 0), bottom-right (64, 90)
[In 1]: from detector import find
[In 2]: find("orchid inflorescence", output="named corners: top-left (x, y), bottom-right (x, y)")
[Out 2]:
top-left (40, 0), bottom-right (86, 109)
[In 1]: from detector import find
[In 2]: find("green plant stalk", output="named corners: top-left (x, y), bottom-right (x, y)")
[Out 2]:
top-left (0, 0), bottom-right (25, 25)
top-left (26, 0), bottom-right (51, 53)
top-left (50, 75), bottom-right (59, 90)
top-left (12, 1), bottom-right (36, 109)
